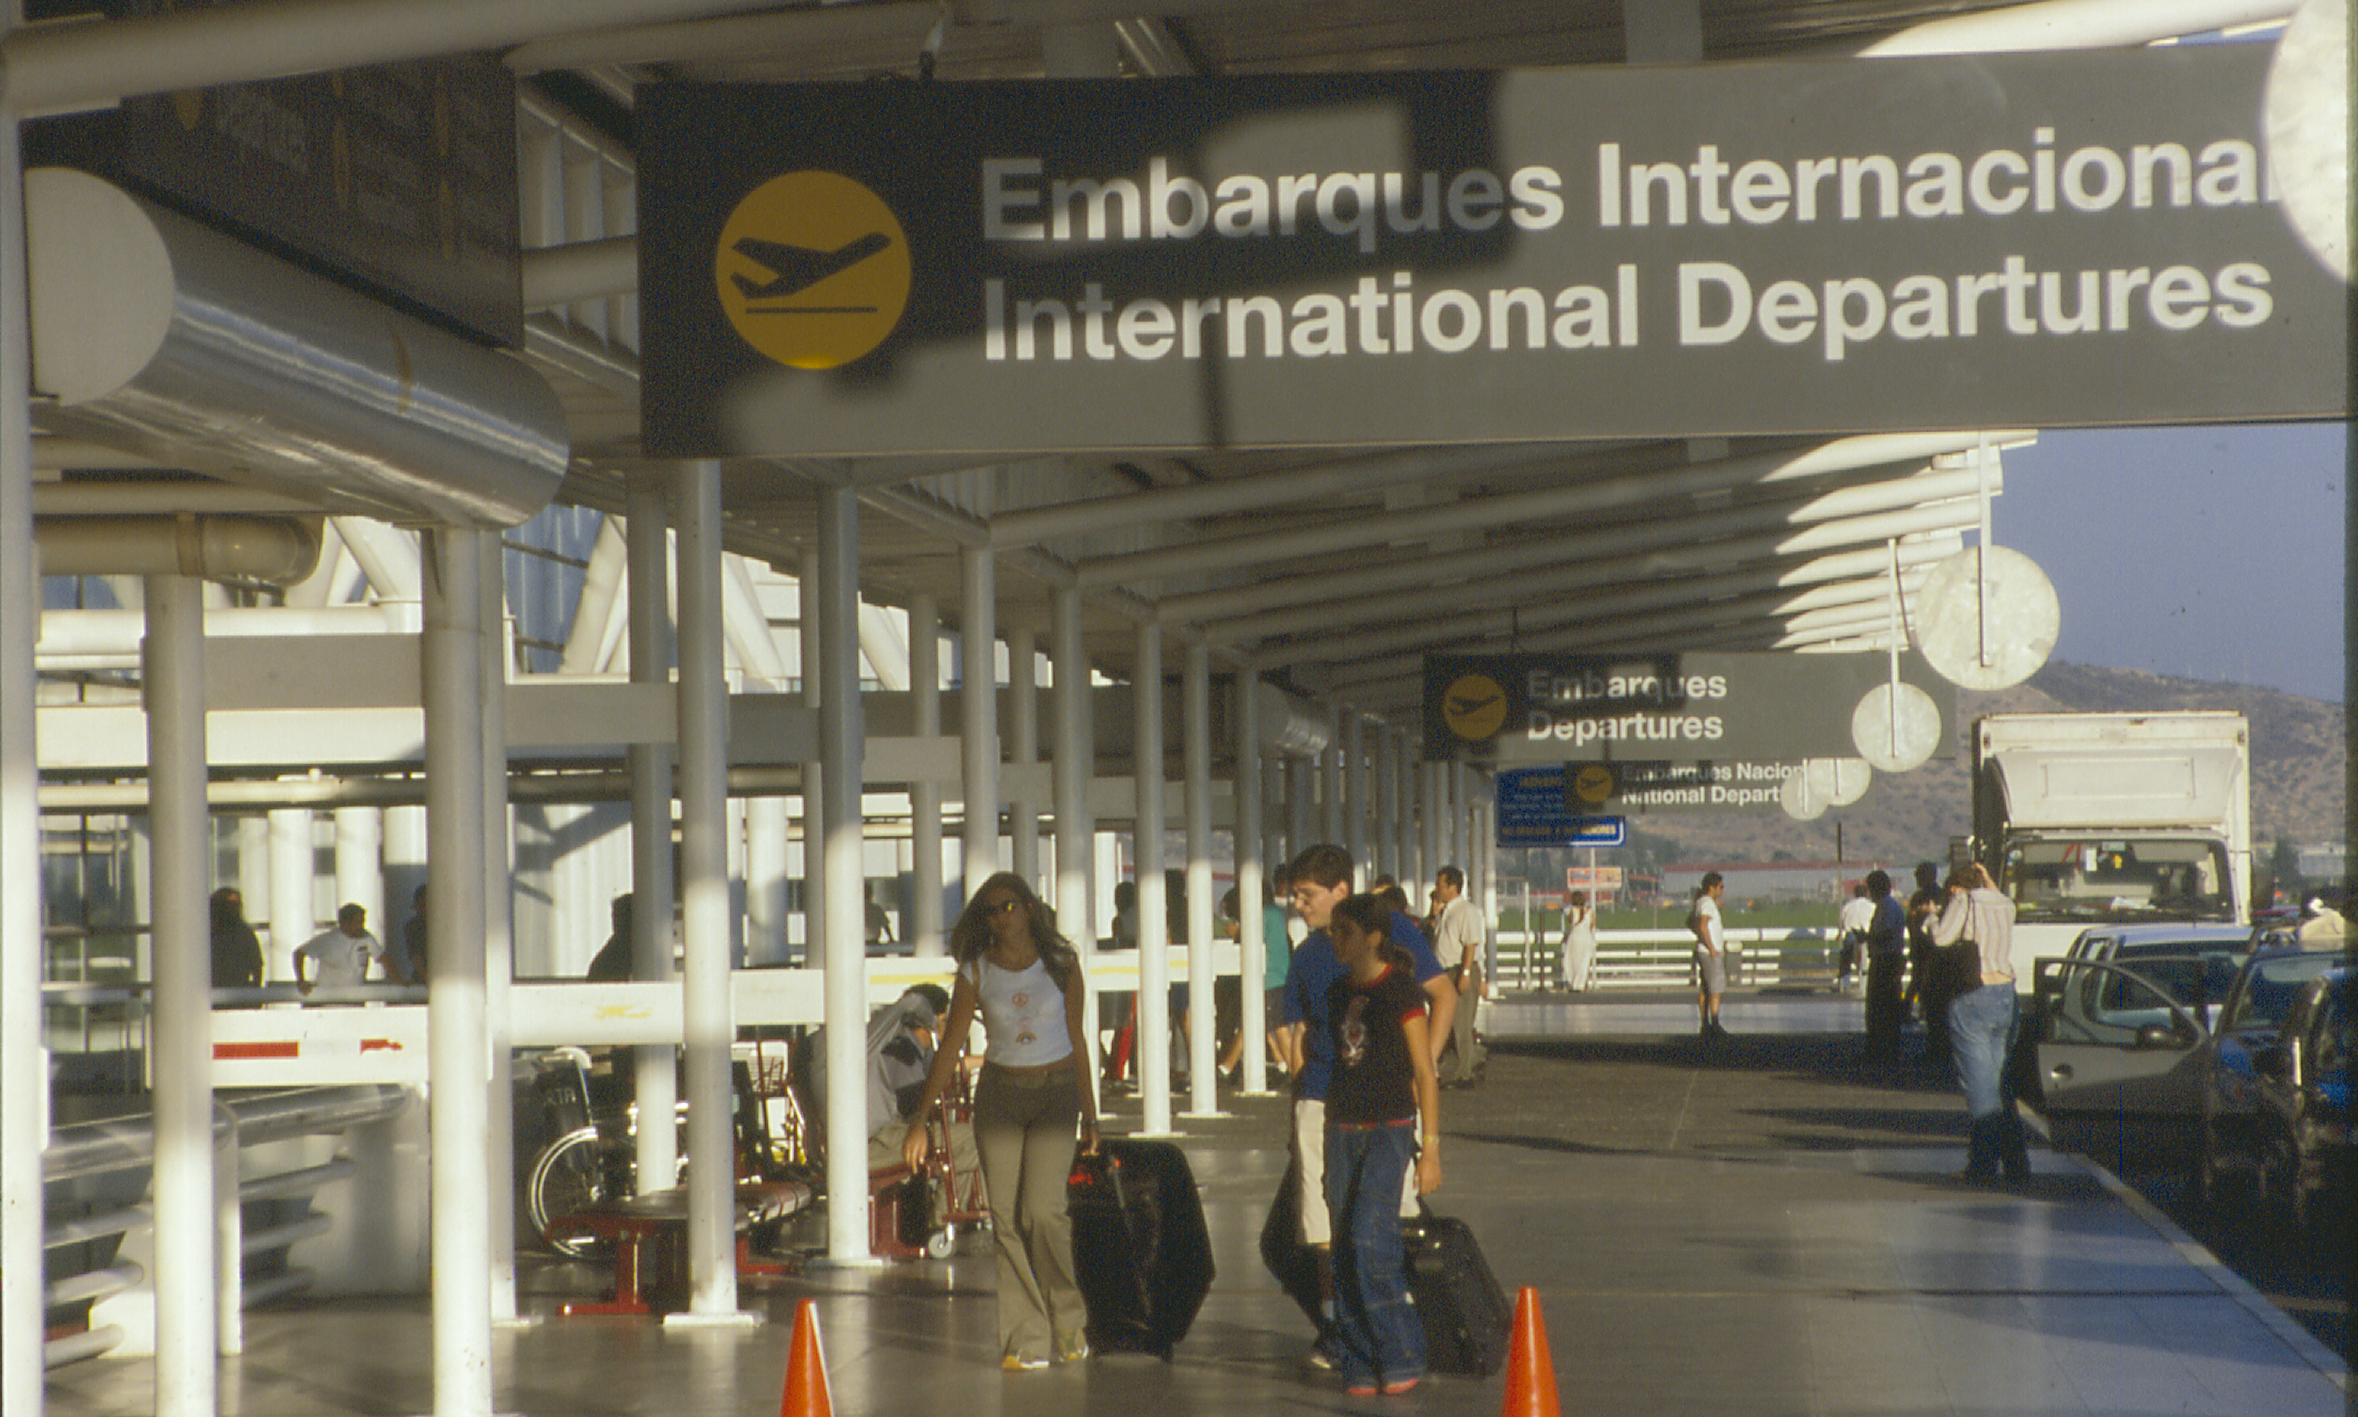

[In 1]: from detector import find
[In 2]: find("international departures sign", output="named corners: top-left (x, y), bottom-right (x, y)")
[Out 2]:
top-left (637, 45), bottom-right (2345, 457)
top-left (1421, 652), bottom-right (1951, 815)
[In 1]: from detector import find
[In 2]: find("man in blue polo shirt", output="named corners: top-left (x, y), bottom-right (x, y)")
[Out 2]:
top-left (1275, 843), bottom-right (1450, 1369)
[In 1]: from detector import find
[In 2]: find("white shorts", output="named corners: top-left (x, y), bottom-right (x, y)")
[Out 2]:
top-left (1292, 1094), bottom-right (1420, 1248)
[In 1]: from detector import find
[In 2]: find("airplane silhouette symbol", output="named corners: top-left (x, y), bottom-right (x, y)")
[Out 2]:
top-left (731, 231), bottom-right (892, 307)
top-left (1448, 690), bottom-right (1501, 718)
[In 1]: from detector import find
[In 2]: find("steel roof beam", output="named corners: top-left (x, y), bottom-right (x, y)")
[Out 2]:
top-left (1072, 431), bottom-right (2018, 590)
top-left (1190, 469), bottom-right (1986, 641)
top-left (989, 443), bottom-right (1582, 550)
top-left (4, 0), bottom-right (786, 117)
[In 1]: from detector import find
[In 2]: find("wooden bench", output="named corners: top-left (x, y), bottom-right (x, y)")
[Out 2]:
top-left (549, 1179), bottom-right (814, 1317)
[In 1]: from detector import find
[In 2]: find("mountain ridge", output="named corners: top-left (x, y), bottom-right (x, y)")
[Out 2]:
top-left (1625, 659), bottom-right (2345, 868)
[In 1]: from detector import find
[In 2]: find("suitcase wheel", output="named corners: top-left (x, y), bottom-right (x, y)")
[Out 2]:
top-left (926, 1225), bottom-right (958, 1260)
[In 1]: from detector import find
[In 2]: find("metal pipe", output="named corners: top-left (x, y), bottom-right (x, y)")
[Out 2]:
top-left (4, 0), bottom-right (789, 116)
top-left (1855, 0), bottom-right (2290, 56)
top-left (521, 235), bottom-right (638, 310)
top-left (0, 89), bottom-right (51, 1417)
top-left (44, 1263), bottom-right (145, 1309)
top-left (35, 514), bottom-right (321, 584)
top-left (25, 169), bottom-right (566, 529)
top-left (331, 518), bottom-right (422, 603)
top-left (1077, 432), bottom-right (2015, 589)
top-left (1133, 621), bottom-right (1172, 1136)
top-left (44, 1326), bottom-right (127, 1370)
top-left (961, 545), bottom-right (1000, 892)
top-left (910, 592), bottom-right (946, 958)
top-left (1181, 640), bottom-right (1218, 1118)
top-left (144, 572), bottom-right (214, 1417)
top-left (423, 525), bottom-right (493, 1416)
top-left (626, 469), bottom-right (678, 1193)
top-left (1052, 586), bottom-right (1098, 1063)
top-left (815, 484), bottom-right (873, 1266)
top-left (1233, 668), bottom-right (1267, 1096)
top-left (672, 461), bottom-right (739, 1318)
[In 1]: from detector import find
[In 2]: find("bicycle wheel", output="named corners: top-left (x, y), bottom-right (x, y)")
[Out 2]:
top-left (528, 1126), bottom-right (614, 1261)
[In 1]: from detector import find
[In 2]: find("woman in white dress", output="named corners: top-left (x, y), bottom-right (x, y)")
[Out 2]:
top-left (1560, 890), bottom-right (1599, 991)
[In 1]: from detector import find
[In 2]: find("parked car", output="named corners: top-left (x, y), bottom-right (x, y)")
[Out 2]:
top-left (2251, 967), bottom-right (2352, 1241)
top-left (2028, 943), bottom-right (2340, 1180)
top-left (2192, 947), bottom-right (2345, 1206)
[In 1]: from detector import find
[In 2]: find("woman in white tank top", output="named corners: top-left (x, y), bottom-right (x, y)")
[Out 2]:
top-left (904, 872), bottom-right (1099, 1369)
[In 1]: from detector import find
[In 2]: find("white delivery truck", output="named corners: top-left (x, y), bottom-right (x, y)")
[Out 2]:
top-left (1968, 711), bottom-right (2251, 982)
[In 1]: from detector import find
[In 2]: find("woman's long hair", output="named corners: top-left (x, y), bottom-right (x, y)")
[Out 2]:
top-left (949, 871), bottom-right (1081, 993)
top-left (1333, 893), bottom-right (1416, 973)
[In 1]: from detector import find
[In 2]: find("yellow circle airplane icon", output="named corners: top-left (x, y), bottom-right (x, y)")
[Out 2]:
top-left (1572, 764), bottom-right (1617, 805)
top-left (1440, 674), bottom-right (1508, 741)
top-left (716, 171), bottom-right (911, 370)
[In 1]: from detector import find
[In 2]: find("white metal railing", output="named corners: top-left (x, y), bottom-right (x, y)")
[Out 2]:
top-left (1492, 927), bottom-right (1842, 991)
top-left (42, 1085), bottom-right (410, 1369)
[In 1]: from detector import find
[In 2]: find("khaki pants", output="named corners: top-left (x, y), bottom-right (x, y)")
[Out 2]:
top-left (973, 1063), bottom-right (1087, 1361)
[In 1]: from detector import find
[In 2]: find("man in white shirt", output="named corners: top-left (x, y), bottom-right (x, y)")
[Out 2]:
top-left (1430, 866), bottom-right (1485, 1087)
top-left (294, 903), bottom-right (384, 997)
top-left (1690, 873), bottom-right (1728, 1039)
top-left (1835, 883), bottom-right (1875, 991)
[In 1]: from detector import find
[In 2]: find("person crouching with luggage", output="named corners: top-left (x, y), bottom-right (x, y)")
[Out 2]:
top-left (904, 872), bottom-right (1100, 1370)
top-left (1325, 893), bottom-right (1442, 1396)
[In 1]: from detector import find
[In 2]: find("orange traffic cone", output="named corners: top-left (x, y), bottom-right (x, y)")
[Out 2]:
top-left (1500, 1287), bottom-right (1561, 1417)
top-left (779, 1299), bottom-right (833, 1417)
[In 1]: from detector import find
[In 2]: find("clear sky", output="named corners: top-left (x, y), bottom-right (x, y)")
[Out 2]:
top-left (1994, 420), bottom-right (2346, 703)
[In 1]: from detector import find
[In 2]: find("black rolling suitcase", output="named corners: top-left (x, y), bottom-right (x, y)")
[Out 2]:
top-left (1258, 1161), bottom-right (1325, 1330)
top-left (1067, 1139), bottom-right (1216, 1357)
top-left (1401, 1204), bottom-right (1511, 1377)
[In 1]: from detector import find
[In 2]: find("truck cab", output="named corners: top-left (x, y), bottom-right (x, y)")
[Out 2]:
top-left (1972, 711), bottom-right (2251, 982)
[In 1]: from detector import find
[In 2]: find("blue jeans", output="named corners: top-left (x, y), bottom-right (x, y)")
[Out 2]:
top-left (1325, 1122), bottom-right (1425, 1387)
top-left (1948, 983), bottom-right (2029, 1179)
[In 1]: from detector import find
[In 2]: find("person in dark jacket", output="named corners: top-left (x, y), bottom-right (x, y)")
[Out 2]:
top-left (210, 887), bottom-right (264, 990)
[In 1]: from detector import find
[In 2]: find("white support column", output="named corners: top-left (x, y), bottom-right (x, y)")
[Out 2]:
top-left (478, 534), bottom-right (518, 1324)
top-left (267, 808), bottom-right (312, 982)
top-left (910, 592), bottom-right (946, 957)
top-left (671, 461), bottom-right (745, 1322)
top-left (798, 549), bottom-right (824, 966)
top-left (815, 485), bottom-right (875, 1266)
top-left (1133, 623), bottom-right (1172, 1136)
top-left (625, 470), bottom-right (677, 1192)
top-left (1398, 733), bottom-right (1419, 888)
top-left (1344, 711), bottom-right (1368, 886)
top-left (331, 807), bottom-right (382, 934)
top-left (0, 94), bottom-right (48, 1417)
top-left (1008, 621), bottom-right (1041, 888)
top-left (1376, 726), bottom-right (1400, 884)
top-left (1263, 755), bottom-right (1286, 871)
top-left (960, 545), bottom-right (1000, 894)
top-left (144, 574), bottom-right (214, 1417)
top-left (1051, 587), bottom-right (1096, 1061)
top-left (423, 526), bottom-right (493, 1417)
top-left (1181, 641), bottom-right (1219, 1118)
top-left (1233, 667), bottom-right (1269, 1096)
top-left (1287, 758), bottom-right (1312, 858)
top-left (746, 796), bottom-right (791, 967)
top-left (1419, 761), bottom-right (1442, 892)
top-left (1321, 709), bottom-right (1344, 857)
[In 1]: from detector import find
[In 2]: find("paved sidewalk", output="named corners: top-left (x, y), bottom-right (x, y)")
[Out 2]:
top-left (42, 998), bottom-right (2349, 1417)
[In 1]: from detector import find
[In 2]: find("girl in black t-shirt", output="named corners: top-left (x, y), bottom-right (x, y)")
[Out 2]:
top-left (1322, 894), bottom-right (1441, 1396)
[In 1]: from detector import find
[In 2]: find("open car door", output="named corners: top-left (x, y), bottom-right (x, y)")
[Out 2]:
top-left (2031, 956), bottom-right (2211, 1171)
